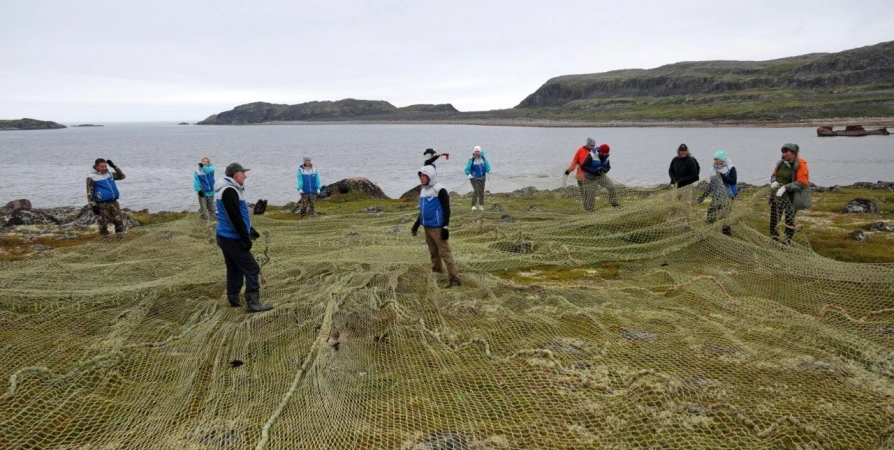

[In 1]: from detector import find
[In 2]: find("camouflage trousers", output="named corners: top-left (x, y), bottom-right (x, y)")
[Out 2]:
top-left (198, 194), bottom-right (216, 221)
top-left (97, 201), bottom-right (125, 236)
top-left (297, 194), bottom-right (317, 218)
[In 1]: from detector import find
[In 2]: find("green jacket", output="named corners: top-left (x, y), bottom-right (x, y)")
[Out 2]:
top-left (771, 157), bottom-right (812, 211)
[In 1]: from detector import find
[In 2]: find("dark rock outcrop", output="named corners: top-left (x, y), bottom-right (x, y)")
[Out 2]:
top-left (323, 178), bottom-right (389, 200)
top-left (850, 230), bottom-right (869, 241)
top-left (851, 181), bottom-right (894, 191)
top-left (400, 185), bottom-right (422, 201)
top-left (841, 198), bottom-right (879, 214)
top-left (1, 199), bottom-right (32, 213)
top-left (0, 118), bottom-right (67, 131)
top-left (870, 222), bottom-right (894, 232)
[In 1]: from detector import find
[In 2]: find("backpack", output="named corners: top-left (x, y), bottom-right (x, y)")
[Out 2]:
top-left (253, 199), bottom-right (268, 215)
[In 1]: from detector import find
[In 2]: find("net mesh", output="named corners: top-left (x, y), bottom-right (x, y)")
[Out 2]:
top-left (1, 172), bottom-right (893, 449)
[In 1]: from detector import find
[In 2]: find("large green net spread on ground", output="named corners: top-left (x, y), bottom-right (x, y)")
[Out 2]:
top-left (1, 177), bottom-right (893, 449)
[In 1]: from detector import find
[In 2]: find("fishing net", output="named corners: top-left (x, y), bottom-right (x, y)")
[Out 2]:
top-left (1, 171), bottom-right (893, 449)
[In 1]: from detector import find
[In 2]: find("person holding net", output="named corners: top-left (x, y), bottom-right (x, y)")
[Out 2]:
top-left (580, 143), bottom-right (620, 210)
top-left (698, 150), bottom-right (737, 236)
top-left (668, 143), bottom-right (700, 205)
top-left (464, 146), bottom-right (491, 210)
top-left (87, 158), bottom-right (127, 240)
top-left (215, 163), bottom-right (272, 313)
top-left (423, 148), bottom-right (449, 168)
top-left (770, 143), bottom-right (811, 244)
top-left (193, 157), bottom-right (216, 221)
top-left (411, 165), bottom-right (461, 288)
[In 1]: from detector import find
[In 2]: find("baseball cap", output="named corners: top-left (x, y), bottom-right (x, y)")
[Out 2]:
top-left (225, 163), bottom-right (250, 177)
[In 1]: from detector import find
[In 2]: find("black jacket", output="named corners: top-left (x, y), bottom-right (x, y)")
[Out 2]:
top-left (668, 156), bottom-right (700, 187)
top-left (581, 154), bottom-right (611, 177)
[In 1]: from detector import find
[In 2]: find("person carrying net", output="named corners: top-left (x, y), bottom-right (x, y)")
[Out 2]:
top-left (580, 143), bottom-right (620, 210)
top-left (698, 150), bottom-right (737, 236)
top-left (770, 143), bottom-right (811, 244)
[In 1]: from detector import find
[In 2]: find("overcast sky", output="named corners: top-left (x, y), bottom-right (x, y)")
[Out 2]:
top-left (1, 0), bottom-right (891, 122)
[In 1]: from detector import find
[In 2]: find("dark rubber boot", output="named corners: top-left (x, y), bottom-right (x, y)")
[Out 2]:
top-left (226, 293), bottom-right (241, 307)
top-left (244, 291), bottom-right (272, 313)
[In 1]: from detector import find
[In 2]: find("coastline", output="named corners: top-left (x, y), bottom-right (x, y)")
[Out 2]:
top-left (198, 117), bottom-right (894, 128)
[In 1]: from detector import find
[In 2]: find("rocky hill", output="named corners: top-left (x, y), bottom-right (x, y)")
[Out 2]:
top-left (0, 118), bottom-right (67, 130)
top-left (517, 41), bottom-right (894, 107)
top-left (198, 99), bottom-right (459, 124)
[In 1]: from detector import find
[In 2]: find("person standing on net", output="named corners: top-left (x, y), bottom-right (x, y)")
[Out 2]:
top-left (194, 157), bottom-right (216, 221)
top-left (412, 165), bottom-right (461, 288)
top-left (668, 143), bottom-right (700, 203)
top-left (87, 158), bottom-right (127, 240)
top-left (580, 144), bottom-right (620, 210)
top-left (698, 150), bottom-right (737, 236)
top-left (770, 143), bottom-right (811, 244)
top-left (296, 157), bottom-right (322, 218)
top-left (464, 146), bottom-right (491, 210)
top-left (215, 163), bottom-right (272, 313)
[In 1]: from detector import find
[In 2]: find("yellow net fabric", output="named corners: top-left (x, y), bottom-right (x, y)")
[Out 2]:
top-left (1, 174), bottom-right (892, 449)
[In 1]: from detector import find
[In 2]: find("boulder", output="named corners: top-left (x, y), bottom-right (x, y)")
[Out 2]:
top-left (1, 208), bottom-right (63, 227)
top-left (324, 178), bottom-right (389, 200)
top-left (841, 198), bottom-right (879, 214)
top-left (850, 230), bottom-right (869, 241)
top-left (2, 199), bottom-right (32, 212)
top-left (512, 186), bottom-right (538, 197)
top-left (64, 205), bottom-right (141, 229)
top-left (851, 181), bottom-right (894, 191)
top-left (400, 185), bottom-right (422, 201)
top-left (870, 222), bottom-right (894, 232)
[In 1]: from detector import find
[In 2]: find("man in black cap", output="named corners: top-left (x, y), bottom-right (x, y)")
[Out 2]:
top-left (214, 162), bottom-right (272, 313)
top-left (423, 148), bottom-right (449, 168)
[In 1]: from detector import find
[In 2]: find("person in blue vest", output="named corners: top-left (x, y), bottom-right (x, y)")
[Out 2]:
top-left (411, 165), bottom-right (461, 288)
top-left (215, 163), bottom-right (272, 313)
top-left (698, 150), bottom-right (738, 236)
top-left (580, 144), bottom-right (620, 210)
top-left (193, 157), bottom-right (216, 221)
top-left (464, 146), bottom-right (492, 210)
top-left (296, 156), bottom-right (322, 218)
top-left (86, 158), bottom-right (127, 239)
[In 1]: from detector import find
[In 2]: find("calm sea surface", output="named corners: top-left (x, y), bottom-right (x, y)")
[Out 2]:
top-left (1, 123), bottom-right (892, 211)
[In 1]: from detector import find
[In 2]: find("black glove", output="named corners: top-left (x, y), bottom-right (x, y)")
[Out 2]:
top-left (564, 170), bottom-right (570, 176)
top-left (411, 223), bottom-right (419, 236)
top-left (249, 227), bottom-right (260, 240)
top-left (105, 160), bottom-right (116, 168)
top-left (241, 238), bottom-right (253, 251)
top-left (91, 205), bottom-right (100, 215)
top-left (198, 163), bottom-right (204, 168)
top-left (198, 190), bottom-right (204, 199)
top-left (440, 227), bottom-right (449, 241)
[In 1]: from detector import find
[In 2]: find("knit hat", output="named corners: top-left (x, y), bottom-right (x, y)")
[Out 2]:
top-left (713, 151), bottom-right (727, 161)
top-left (678, 144), bottom-right (688, 152)
top-left (423, 148), bottom-right (436, 156)
top-left (472, 146), bottom-right (481, 154)
top-left (586, 138), bottom-right (596, 146)
top-left (225, 162), bottom-right (250, 176)
top-left (597, 144), bottom-right (610, 155)
top-left (782, 143), bottom-right (799, 154)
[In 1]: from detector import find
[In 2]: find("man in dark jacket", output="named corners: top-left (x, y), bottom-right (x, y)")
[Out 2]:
top-left (215, 163), bottom-right (272, 313)
top-left (580, 144), bottom-right (620, 210)
top-left (668, 144), bottom-right (700, 188)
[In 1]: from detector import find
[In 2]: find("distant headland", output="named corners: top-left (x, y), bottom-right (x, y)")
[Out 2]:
top-left (198, 40), bottom-right (894, 127)
top-left (0, 118), bottom-right (66, 131)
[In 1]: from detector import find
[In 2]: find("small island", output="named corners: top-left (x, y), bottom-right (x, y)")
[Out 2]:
top-left (0, 118), bottom-right (67, 131)
top-left (178, 122), bottom-right (190, 125)
top-left (74, 124), bottom-right (104, 127)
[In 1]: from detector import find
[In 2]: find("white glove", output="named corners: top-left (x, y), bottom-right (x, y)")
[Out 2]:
top-left (776, 186), bottom-right (787, 197)
top-left (467, 174), bottom-right (473, 179)
top-left (770, 181), bottom-right (779, 189)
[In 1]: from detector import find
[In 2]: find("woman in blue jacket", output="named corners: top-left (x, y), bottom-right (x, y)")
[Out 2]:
top-left (193, 157), bottom-right (216, 221)
top-left (464, 146), bottom-right (491, 210)
top-left (700, 150), bottom-right (737, 236)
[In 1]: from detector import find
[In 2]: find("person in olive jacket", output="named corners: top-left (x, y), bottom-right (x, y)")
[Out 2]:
top-left (770, 143), bottom-right (811, 244)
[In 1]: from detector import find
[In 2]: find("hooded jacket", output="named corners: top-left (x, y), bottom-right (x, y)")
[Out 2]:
top-left (668, 155), bottom-right (700, 187)
top-left (710, 158), bottom-right (738, 198)
top-left (464, 151), bottom-right (491, 179)
top-left (193, 164), bottom-right (215, 197)
top-left (415, 165), bottom-right (451, 228)
top-left (297, 165), bottom-right (321, 194)
top-left (771, 156), bottom-right (811, 211)
top-left (215, 177), bottom-right (251, 240)
top-left (566, 146), bottom-right (590, 181)
top-left (581, 151), bottom-right (611, 179)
